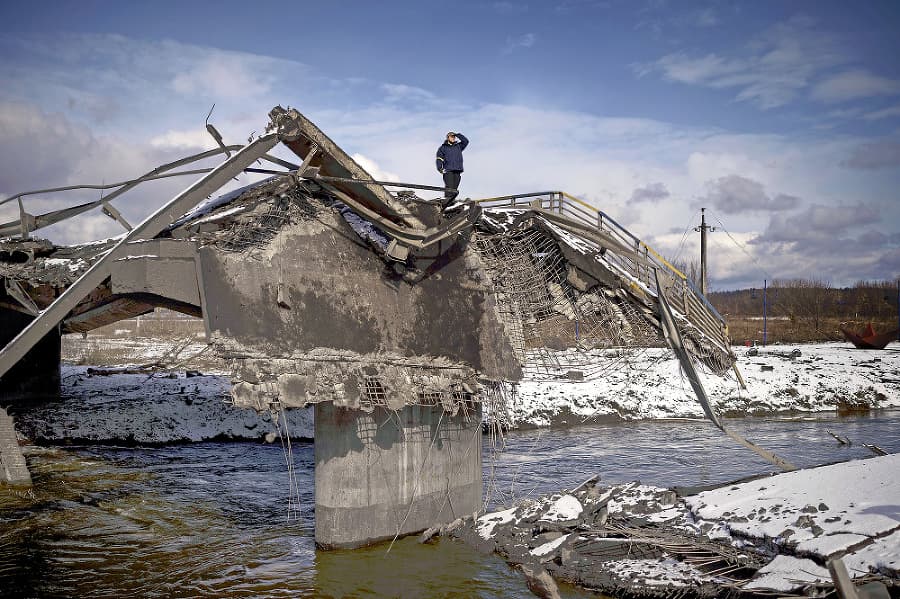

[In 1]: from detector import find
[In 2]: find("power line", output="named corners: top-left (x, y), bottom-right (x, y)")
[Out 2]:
top-left (671, 208), bottom-right (700, 264)
top-left (709, 212), bottom-right (774, 282)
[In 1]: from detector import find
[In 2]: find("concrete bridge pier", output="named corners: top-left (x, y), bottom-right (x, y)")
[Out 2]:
top-left (314, 401), bottom-right (482, 550)
top-left (0, 407), bottom-right (31, 485)
top-left (0, 307), bottom-right (61, 401)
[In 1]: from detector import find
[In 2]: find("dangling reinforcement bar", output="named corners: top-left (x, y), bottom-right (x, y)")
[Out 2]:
top-left (654, 269), bottom-right (796, 472)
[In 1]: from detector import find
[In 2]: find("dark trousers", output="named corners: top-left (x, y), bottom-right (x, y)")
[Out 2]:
top-left (442, 170), bottom-right (462, 206)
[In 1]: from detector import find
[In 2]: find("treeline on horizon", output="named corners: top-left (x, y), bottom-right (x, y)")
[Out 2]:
top-left (705, 278), bottom-right (900, 343)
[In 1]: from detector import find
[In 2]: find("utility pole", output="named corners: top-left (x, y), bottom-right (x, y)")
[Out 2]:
top-left (694, 208), bottom-right (716, 295)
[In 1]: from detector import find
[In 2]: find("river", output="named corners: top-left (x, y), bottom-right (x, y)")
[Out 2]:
top-left (2, 409), bottom-right (899, 598)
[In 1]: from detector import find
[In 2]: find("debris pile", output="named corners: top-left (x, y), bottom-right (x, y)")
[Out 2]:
top-left (445, 454), bottom-right (900, 598)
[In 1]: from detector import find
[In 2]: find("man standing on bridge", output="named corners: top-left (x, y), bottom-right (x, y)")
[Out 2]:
top-left (435, 131), bottom-right (468, 208)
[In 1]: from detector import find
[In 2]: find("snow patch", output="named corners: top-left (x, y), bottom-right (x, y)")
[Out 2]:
top-left (744, 555), bottom-right (830, 591)
top-left (540, 494), bottom-right (583, 522)
top-left (531, 533), bottom-right (571, 557)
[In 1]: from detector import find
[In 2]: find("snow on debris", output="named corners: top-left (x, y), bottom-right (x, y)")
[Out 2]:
top-left (171, 177), bottom-right (277, 229)
top-left (608, 558), bottom-right (714, 588)
top-left (539, 494), bottom-right (583, 522)
top-left (453, 459), bottom-right (899, 595)
top-left (476, 506), bottom-right (519, 539)
top-left (531, 533), bottom-right (571, 557)
top-left (844, 530), bottom-right (900, 576)
top-left (743, 555), bottom-right (831, 591)
top-left (687, 454), bottom-right (900, 543)
top-left (686, 454), bottom-right (900, 582)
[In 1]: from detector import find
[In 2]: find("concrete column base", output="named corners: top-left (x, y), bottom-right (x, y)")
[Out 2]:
top-left (0, 407), bottom-right (31, 485)
top-left (314, 402), bottom-right (482, 550)
top-left (0, 307), bottom-right (61, 401)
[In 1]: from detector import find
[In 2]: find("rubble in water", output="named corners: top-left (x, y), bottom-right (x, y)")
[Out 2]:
top-left (443, 454), bottom-right (900, 598)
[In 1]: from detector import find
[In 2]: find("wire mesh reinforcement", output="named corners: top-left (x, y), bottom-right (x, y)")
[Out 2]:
top-left (472, 229), bottom-right (668, 381)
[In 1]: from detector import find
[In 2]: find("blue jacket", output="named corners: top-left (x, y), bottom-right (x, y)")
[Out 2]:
top-left (436, 133), bottom-right (468, 173)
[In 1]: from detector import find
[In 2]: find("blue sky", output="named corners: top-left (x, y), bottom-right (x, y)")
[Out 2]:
top-left (1, 0), bottom-right (898, 289)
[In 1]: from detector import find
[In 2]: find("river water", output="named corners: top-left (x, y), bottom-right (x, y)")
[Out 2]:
top-left (2, 410), bottom-right (899, 598)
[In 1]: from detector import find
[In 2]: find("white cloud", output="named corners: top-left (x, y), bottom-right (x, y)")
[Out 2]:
top-left (863, 104), bottom-right (900, 121)
top-left (351, 154), bottom-right (400, 183)
top-left (150, 128), bottom-right (215, 150)
top-left (638, 16), bottom-right (851, 109)
top-left (697, 175), bottom-right (800, 214)
top-left (841, 139), bottom-right (900, 170)
top-left (170, 54), bottom-right (276, 98)
top-left (381, 83), bottom-right (438, 105)
top-left (630, 182), bottom-right (670, 204)
top-left (492, 1), bottom-right (528, 14)
top-left (693, 8), bottom-right (719, 27)
top-left (811, 69), bottom-right (900, 104)
top-left (503, 33), bottom-right (537, 54)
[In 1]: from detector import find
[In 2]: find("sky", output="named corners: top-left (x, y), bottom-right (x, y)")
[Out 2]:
top-left (0, 0), bottom-right (898, 290)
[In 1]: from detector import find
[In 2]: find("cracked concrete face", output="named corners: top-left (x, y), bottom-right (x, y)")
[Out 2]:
top-left (200, 194), bottom-right (521, 411)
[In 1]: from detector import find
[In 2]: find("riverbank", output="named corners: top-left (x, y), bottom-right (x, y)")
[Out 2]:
top-left (7, 341), bottom-right (896, 443)
top-left (11, 366), bottom-right (313, 444)
top-left (450, 453), bottom-right (899, 597)
top-left (511, 342), bottom-right (900, 427)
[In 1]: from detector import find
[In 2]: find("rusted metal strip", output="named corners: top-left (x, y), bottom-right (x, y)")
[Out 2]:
top-left (3, 278), bottom-right (40, 316)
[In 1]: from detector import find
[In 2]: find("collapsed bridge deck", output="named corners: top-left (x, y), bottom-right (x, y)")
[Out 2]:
top-left (0, 105), bottom-right (738, 547)
top-left (1, 106), bottom-right (735, 403)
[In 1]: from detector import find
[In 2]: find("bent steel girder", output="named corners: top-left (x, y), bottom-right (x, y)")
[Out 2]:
top-left (0, 133), bottom-right (279, 382)
top-left (268, 106), bottom-right (425, 231)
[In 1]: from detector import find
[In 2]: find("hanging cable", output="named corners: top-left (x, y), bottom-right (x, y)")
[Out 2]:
top-left (671, 208), bottom-right (701, 265)
top-left (709, 212), bottom-right (774, 281)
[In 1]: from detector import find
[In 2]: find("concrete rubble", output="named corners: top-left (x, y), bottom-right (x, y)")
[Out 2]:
top-left (445, 455), bottom-right (899, 598)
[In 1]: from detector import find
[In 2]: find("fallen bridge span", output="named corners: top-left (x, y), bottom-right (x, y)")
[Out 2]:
top-left (1, 105), bottom-right (738, 548)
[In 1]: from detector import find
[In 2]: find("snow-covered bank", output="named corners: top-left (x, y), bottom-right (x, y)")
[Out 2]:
top-left (512, 343), bottom-right (900, 427)
top-left (450, 454), bottom-right (900, 597)
top-left (11, 366), bottom-right (312, 444)
top-left (8, 342), bottom-right (899, 443)
top-left (687, 455), bottom-right (900, 582)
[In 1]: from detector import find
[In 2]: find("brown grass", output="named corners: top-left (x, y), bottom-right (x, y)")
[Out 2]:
top-left (725, 316), bottom-right (897, 345)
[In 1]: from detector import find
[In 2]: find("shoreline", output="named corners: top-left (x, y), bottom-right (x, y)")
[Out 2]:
top-left (3, 341), bottom-right (898, 444)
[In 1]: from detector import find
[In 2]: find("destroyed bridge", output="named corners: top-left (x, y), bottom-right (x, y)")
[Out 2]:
top-left (0, 106), bottom-right (737, 549)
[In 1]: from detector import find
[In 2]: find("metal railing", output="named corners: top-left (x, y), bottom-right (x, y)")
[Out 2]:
top-left (0, 146), bottom-right (300, 240)
top-left (474, 190), bottom-right (731, 351)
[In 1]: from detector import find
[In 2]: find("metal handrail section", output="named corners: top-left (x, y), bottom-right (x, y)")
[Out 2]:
top-left (0, 134), bottom-right (281, 382)
top-left (474, 190), bottom-right (727, 330)
top-left (0, 147), bottom-right (296, 240)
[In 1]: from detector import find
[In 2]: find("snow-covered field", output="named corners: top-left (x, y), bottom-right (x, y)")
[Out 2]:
top-left (511, 343), bottom-right (900, 427)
